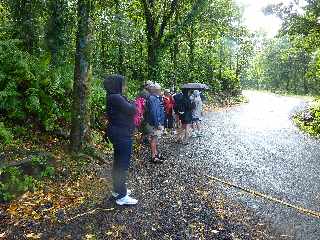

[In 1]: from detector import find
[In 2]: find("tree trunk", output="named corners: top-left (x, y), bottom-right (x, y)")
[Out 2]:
top-left (147, 38), bottom-right (159, 82)
top-left (70, 0), bottom-right (93, 153)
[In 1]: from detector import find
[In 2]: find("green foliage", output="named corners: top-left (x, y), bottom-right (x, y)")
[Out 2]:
top-left (0, 40), bottom-right (73, 131)
top-left (220, 68), bottom-right (241, 96)
top-left (0, 167), bottom-right (36, 202)
top-left (89, 78), bottom-right (106, 128)
top-left (245, 1), bottom-right (320, 96)
top-left (0, 156), bottom-right (55, 202)
top-left (5, 0), bottom-right (44, 54)
top-left (0, 0), bottom-right (248, 149)
top-left (0, 122), bottom-right (13, 145)
top-left (294, 99), bottom-right (320, 137)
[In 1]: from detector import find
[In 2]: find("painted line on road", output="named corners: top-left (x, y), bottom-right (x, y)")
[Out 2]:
top-left (207, 175), bottom-right (320, 219)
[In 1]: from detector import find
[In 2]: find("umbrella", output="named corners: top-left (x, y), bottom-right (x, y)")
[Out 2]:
top-left (181, 83), bottom-right (210, 90)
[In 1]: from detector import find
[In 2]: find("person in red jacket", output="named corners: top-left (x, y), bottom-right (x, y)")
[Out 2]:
top-left (163, 89), bottom-right (175, 134)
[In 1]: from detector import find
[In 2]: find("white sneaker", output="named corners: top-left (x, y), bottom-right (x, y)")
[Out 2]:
top-left (112, 189), bottom-right (131, 198)
top-left (116, 195), bottom-right (138, 206)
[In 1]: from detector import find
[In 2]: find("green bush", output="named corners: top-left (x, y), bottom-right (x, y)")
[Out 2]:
top-left (220, 68), bottom-right (241, 96)
top-left (0, 157), bottom-right (55, 202)
top-left (0, 122), bottom-right (13, 145)
top-left (294, 99), bottom-right (320, 136)
top-left (89, 78), bottom-right (106, 129)
top-left (0, 167), bottom-right (36, 202)
top-left (0, 40), bottom-right (73, 131)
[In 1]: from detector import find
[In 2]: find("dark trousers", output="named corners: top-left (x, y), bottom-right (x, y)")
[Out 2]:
top-left (164, 113), bottom-right (174, 129)
top-left (108, 128), bottom-right (133, 199)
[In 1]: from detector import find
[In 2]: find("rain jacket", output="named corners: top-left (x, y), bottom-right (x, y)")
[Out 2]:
top-left (190, 90), bottom-right (203, 119)
top-left (163, 95), bottom-right (175, 115)
top-left (146, 94), bottom-right (165, 128)
top-left (104, 75), bottom-right (136, 137)
top-left (180, 90), bottom-right (193, 123)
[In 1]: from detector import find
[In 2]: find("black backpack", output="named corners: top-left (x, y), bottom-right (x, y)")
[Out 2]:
top-left (174, 93), bottom-right (184, 113)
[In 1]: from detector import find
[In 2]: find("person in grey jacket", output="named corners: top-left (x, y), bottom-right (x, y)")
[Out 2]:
top-left (190, 90), bottom-right (203, 137)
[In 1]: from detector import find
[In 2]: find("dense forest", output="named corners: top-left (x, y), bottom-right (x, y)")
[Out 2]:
top-left (0, 0), bottom-right (254, 150)
top-left (243, 1), bottom-right (320, 95)
top-left (0, 0), bottom-right (319, 148)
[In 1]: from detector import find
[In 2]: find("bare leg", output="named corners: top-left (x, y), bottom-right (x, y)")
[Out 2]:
top-left (196, 121), bottom-right (201, 132)
top-left (184, 124), bottom-right (190, 142)
top-left (150, 136), bottom-right (158, 158)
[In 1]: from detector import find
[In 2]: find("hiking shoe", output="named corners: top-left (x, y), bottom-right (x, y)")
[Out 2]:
top-left (157, 153), bottom-right (165, 161)
top-left (116, 195), bottom-right (138, 206)
top-left (112, 189), bottom-right (131, 198)
top-left (150, 157), bottom-right (163, 164)
top-left (182, 140), bottom-right (189, 145)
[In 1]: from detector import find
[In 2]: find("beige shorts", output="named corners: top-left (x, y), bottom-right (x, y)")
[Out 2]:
top-left (146, 124), bottom-right (163, 138)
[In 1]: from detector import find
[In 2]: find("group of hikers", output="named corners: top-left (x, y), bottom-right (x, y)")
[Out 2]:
top-left (104, 75), bottom-right (204, 206)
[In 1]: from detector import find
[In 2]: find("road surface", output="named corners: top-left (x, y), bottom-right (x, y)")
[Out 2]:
top-left (179, 91), bottom-right (320, 239)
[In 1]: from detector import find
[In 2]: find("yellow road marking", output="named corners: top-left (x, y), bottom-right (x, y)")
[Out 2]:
top-left (208, 175), bottom-right (320, 219)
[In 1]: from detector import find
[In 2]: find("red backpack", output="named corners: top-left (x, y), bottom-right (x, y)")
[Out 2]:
top-left (134, 97), bottom-right (146, 127)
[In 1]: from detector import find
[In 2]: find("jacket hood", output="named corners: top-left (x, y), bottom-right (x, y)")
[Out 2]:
top-left (104, 74), bottom-right (125, 94)
top-left (182, 89), bottom-right (189, 97)
top-left (193, 90), bottom-right (200, 97)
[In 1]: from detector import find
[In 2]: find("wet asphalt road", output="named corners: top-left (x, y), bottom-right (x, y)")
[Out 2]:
top-left (179, 91), bottom-right (320, 239)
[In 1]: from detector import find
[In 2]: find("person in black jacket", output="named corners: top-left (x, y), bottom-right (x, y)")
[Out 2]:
top-left (104, 75), bottom-right (138, 206)
top-left (179, 89), bottom-right (193, 144)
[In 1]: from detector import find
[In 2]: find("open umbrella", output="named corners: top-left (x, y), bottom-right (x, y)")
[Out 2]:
top-left (181, 83), bottom-right (210, 90)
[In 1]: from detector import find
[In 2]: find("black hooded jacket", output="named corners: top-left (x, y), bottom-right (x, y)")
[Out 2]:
top-left (104, 75), bottom-right (136, 137)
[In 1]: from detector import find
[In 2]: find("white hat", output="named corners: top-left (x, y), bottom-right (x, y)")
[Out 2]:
top-left (145, 80), bottom-right (154, 90)
top-left (153, 82), bottom-right (161, 90)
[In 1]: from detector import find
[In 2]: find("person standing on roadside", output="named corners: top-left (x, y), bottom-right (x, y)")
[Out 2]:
top-left (190, 90), bottom-right (203, 137)
top-left (163, 89), bottom-right (175, 134)
top-left (104, 75), bottom-right (138, 206)
top-left (173, 91), bottom-right (183, 136)
top-left (145, 83), bottom-right (165, 163)
top-left (179, 89), bottom-right (193, 144)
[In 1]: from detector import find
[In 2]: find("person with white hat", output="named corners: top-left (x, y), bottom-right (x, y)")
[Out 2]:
top-left (145, 82), bottom-right (165, 163)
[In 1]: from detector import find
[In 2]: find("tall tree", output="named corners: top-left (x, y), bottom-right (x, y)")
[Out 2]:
top-left (45, 0), bottom-right (72, 66)
top-left (140, 0), bottom-right (208, 81)
top-left (70, 0), bottom-right (94, 153)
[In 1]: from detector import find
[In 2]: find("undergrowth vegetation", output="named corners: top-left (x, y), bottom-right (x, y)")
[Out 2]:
top-left (0, 156), bottom-right (55, 202)
top-left (294, 99), bottom-right (320, 137)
